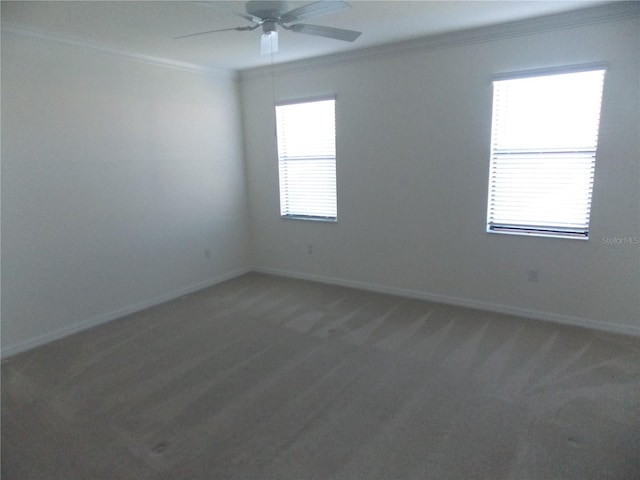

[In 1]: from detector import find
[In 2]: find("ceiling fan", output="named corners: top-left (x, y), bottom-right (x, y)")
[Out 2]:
top-left (176, 0), bottom-right (362, 55)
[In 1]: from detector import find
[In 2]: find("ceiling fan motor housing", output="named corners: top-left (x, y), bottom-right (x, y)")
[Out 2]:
top-left (246, 1), bottom-right (290, 21)
top-left (262, 21), bottom-right (278, 34)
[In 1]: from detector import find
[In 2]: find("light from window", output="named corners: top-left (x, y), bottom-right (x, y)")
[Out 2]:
top-left (487, 68), bottom-right (605, 239)
top-left (276, 98), bottom-right (337, 221)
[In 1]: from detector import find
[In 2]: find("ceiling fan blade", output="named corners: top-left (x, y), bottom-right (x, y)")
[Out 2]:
top-left (288, 23), bottom-right (361, 42)
top-left (261, 30), bottom-right (279, 55)
top-left (280, 1), bottom-right (350, 24)
top-left (173, 24), bottom-right (258, 40)
top-left (238, 12), bottom-right (264, 25)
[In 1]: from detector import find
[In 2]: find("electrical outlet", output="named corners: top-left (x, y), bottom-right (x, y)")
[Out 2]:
top-left (307, 244), bottom-right (313, 255)
top-left (528, 269), bottom-right (539, 282)
top-left (205, 248), bottom-right (211, 258)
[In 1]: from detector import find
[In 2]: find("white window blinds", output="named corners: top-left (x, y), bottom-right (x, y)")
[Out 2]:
top-left (487, 68), bottom-right (605, 239)
top-left (276, 98), bottom-right (337, 221)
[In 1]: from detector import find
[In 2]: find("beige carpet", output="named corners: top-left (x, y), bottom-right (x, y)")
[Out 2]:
top-left (2, 272), bottom-right (640, 479)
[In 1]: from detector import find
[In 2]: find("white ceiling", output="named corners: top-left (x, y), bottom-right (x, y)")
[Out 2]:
top-left (2, 1), bottom-right (608, 72)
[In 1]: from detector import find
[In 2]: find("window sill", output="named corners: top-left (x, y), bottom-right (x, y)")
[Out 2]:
top-left (487, 227), bottom-right (588, 240)
top-left (281, 215), bottom-right (337, 223)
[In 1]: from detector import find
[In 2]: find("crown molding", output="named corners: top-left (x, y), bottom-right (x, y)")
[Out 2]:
top-left (2, 23), bottom-right (237, 79)
top-left (240, 1), bottom-right (640, 81)
top-left (3, 1), bottom-right (637, 81)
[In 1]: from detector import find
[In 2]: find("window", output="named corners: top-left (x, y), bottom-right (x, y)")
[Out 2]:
top-left (487, 67), bottom-right (606, 239)
top-left (276, 97), bottom-right (337, 221)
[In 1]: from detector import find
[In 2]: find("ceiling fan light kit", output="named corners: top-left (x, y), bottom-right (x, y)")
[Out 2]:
top-left (261, 29), bottom-right (278, 55)
top-left (177, 0), bottom-right (362, 55)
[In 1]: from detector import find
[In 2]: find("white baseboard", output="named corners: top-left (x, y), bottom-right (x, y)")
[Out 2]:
top-left (253, 266), bottom-right (640, 338)
top-left (3, 264), bottom-right (637, 360)
top-left (1, 267), bottom-right (251, 360)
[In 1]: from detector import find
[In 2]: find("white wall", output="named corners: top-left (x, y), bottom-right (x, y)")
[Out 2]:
top-left (2, 6), bottom-right (638, 359)
top-left (1, 33), bottom-right (251, 355)
top-left (241, 12), bottom-right (640, 334)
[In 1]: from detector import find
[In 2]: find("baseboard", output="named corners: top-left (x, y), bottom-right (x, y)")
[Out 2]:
top-left (252, 266), bottom-right (640, 338)
top-left (4, 264), bottom-right (636, 360)
top-left (1, 267), bottom-right (252, 360)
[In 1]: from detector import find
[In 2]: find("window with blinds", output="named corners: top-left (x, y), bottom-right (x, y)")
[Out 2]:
top-left (487, 67), bottom-right (606, 239)
top-left (276, 97), bottom-right (337, 221)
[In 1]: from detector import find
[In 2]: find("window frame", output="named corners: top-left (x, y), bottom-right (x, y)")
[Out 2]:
top-left (275, 95), bottom-right (338, 222)
top-left (486, 63), bottom-right (607, 240)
